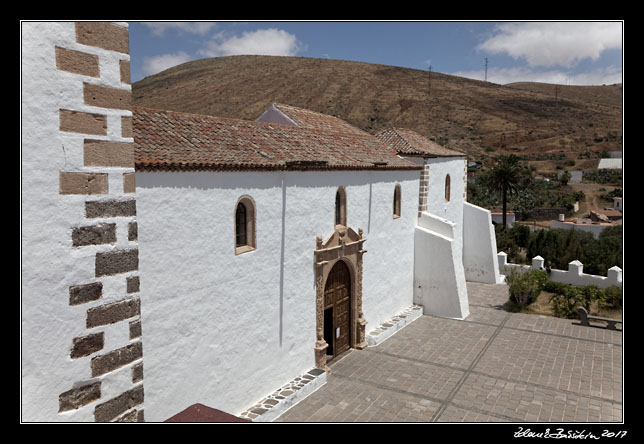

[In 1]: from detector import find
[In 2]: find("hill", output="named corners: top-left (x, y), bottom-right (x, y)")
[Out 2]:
top-left (132, 55), bottom-right (622, 168)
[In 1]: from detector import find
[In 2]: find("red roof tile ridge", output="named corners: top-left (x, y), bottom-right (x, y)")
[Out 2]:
top-left (134, 105), bottom-right (320, 131)
top-left (378, 126), bottom-right (466, 157)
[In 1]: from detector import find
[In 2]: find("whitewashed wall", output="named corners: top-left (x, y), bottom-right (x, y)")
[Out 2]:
top-left (22, 22), bottom-right (136, 421)
top-left (424, 157), bottom-right (467, 253)
top-left (412, 157), bottom-right (470, 319)
top-left (414, 212), bottom-right (469, 319)
top-left (463, 202), bottom-right (503, 284)
top-left (135, 169), bottom-right (418, 421)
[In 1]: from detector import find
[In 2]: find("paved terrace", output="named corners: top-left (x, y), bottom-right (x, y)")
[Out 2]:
top-left (276, 282), bottom-right (623, 423)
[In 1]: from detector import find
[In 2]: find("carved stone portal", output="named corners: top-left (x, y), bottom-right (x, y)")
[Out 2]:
top-left (314, 226), bottom-right (367, 371)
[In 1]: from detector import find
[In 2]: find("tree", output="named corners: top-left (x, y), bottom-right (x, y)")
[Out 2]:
top-left (559, 170), bottom-right (571, 186)
top-left (484, 155), bottom-right (525, 229)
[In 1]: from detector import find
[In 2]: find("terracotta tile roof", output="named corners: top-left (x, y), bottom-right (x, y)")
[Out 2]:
top-left (269, 103), bottom-right (368, 136)
top-left (376, 127), bottom-right (466, 158)
top-left (133, 105), bottom-right (421, 172)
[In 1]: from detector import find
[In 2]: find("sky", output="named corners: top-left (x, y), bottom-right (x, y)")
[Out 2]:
top-left (128, 21), bottom-right (623, 86)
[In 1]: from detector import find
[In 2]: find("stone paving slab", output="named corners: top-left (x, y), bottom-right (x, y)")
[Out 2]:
top-left (373, 316), bottom-right (498, 370)
top-left (275, 282), bottom-right (623, 423)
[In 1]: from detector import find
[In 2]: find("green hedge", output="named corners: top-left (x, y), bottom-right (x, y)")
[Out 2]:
top-left (544, 282), bottom-right (622, 319)
top-left (506, 272), bottom-right (622, 318)
top-left (506, 269), bottom-right (549, 308)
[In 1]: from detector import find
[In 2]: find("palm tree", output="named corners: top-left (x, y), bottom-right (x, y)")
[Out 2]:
top-left (486, 154), bottom-right (524, 229)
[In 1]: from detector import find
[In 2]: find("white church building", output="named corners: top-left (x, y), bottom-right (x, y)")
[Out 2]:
top-left (21, 22), bottom-right (502, 422)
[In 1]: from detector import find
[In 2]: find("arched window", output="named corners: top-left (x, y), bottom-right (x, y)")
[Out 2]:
top-left (235, 196), bottom-right (256, 255)
top-left (335, 187), bottom-right (347, 227)
top-left (445, 174), bottom-right (451, 202)
top-left (393, 184), bottom-right (401, 219)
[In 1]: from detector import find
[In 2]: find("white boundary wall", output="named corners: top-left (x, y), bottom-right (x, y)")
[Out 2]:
top-left (498, 253), bottom-right (622, 289)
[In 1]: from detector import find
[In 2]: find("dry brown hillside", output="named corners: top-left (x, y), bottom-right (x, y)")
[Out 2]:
top-left (132, 55), bottom-right (622, 167)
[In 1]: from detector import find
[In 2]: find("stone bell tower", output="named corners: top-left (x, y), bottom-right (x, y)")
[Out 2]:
top-left (22, 21), bottom-right (144, 422)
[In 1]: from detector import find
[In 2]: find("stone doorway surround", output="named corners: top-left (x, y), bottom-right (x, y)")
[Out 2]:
top-left (314, 226), bottom-right (368, 371)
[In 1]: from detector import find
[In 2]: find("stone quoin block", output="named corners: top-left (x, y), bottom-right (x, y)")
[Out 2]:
top-left (55, 46), bottom-right (99, 77)
top-left (127, 221), bottom-right (137, 241)
top-left (121, 115), bottom-right (133, 138)
top-left (123, 173), bottom-right (135, 194)
top-left (85, 199), bottom-right (136, 219)
top-left (84, 139), bottom-right (134, 168)
top-left (59, 172), bottom-right (108, 195)
top-left (90, 341), bottom-right (142, 377)
top-left (83, 83), bottom-right (131, 111)
top-left (86, 296), bottom-right (140, 328)
top-left (95, 249), bottom-right (138, 277)
top-left (59, 109), bottom-right (107, 135)
top-left (69, 282), bottom-right (103, 306)
top-left (129, 319), bottom-right (142, 339)
top-left (72, 223), bottom-right (116, 247)
top-left (94, 385), bottom-right (144, 422)
top-left (131, 362), bottom-right (143, 383)
top-left (70, 332), bottom-right (104, 359)
top-left (116, 409), bottom-right (142, 422)
top-left (75, 22), bottom-right (130, 54)
top-left (58, 381), bottom-right (101, 412)
top-left (126, 275), bottom-right (139, 293)
top-left (119, 60), bottom-right (131, 84)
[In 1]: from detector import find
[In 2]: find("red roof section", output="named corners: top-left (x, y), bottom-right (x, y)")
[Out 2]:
top-left (133, 105), bottom-right (421, 172)
top-left (376, 127), bottom-right (465, 158)
top-left (165, 403), bottom-right (251, 423)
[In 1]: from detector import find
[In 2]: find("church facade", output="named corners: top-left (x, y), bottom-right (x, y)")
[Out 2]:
top-left (21, 22), bottom-right (501, 422)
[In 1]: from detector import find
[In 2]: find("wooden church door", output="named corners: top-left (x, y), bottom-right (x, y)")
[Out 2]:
top-left (323, 260), bottom-right (352, 360)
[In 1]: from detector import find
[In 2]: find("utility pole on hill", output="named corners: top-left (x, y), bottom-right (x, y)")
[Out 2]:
top-left (485, 58), bottom-right (488, 82)
top-left (427, 65), bottom-right (432, 131)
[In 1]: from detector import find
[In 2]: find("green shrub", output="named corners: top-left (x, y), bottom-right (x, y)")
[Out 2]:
top-left (546, 282), bottom-right (621, 318)
top-left (549, 285), bottom-right (589, 319)
top-left (506, 269), bottom-right (548, 308)
top-left (598, 286), bottom-right (622, 310)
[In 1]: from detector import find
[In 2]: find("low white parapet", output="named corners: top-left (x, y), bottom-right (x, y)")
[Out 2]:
top-left (498, 252), bottom-right (622, 289)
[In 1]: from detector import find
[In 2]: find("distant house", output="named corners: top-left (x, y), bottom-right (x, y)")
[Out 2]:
top-left (557, 170), bottom-right (582, 183)
top-left (597, 158), bottom-right (622, 169)
top-left (614, 197), bottom-right (622, 212)
top-left (491, 211), bottom-right (515, 227)
top-left (590, 209), bottom-right (622, 222)
top-left (550, 195), bottom-right (622, 239)
top-left (550, 218), bottom-right (618, 239)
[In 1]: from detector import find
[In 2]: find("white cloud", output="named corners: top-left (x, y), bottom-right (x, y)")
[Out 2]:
top-left (198, 28), bottom-right (305, 57)
top-left (452, 65), bottom-right (622, 86)
top-left (142, 52), bottom-right (193, 76)
top-left (144, 22), bottom-right (217, 36)
top-left (478, 22), bottom-right (622, 68)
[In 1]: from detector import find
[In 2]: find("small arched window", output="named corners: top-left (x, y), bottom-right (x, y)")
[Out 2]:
top-left (393, 184), bottom-right (401, 219)
top-left (335, 187), bottom-right (347, 227)
top-left (445, 174), bottom-right (451, 202)
top-left (235, 196), bottom-right (256, 255)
